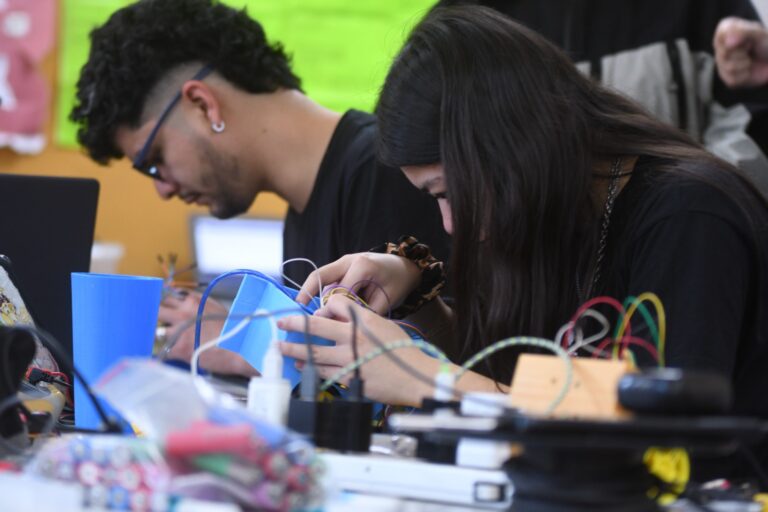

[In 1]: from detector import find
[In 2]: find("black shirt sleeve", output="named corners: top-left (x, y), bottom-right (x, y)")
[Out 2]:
top-left (623, 210), bottom-right (753, 375)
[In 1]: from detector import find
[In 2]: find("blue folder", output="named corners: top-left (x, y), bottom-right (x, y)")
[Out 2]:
top-left (218, 272), bottom-right (332, 386)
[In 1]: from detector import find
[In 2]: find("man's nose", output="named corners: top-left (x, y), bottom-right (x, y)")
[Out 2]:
top-left (153, 178), bottom-right (179, 199)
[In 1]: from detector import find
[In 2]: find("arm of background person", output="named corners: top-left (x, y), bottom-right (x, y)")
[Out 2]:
top-left (714, 16), bottom-right (768, 88)
top-left (159, 291), bottom-right (257, 376)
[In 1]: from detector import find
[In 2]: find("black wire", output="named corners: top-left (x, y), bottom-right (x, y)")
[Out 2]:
top-left (355, 315), bottom-right (448, 397)
top-left (55, 422), bottom-right (111, 434)
top-left (300, 310), bottom-right (316, 369)
top-left (352, 308), bottom-right (509, 411)
top-left (283, 261), bottom-right (319, 372)
top-left (164, 306), bottom-right (502, 409)
top-left (348, 307), bottom-right (365, 402)
top-left (11, 324), bottom-right (121, 433)
top-left (351, 310), bottom-right (361, 381)
top-left (299, 312), bottom-right (317, 401)
top-left (53, 378), bottom-right (72, 388)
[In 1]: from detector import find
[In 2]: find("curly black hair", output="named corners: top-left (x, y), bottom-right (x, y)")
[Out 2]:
top-left (70, 0), bottom-right (301, 164)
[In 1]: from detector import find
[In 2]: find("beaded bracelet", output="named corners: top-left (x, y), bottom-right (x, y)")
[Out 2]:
top-left (370, 235), bottom-right (446, 318)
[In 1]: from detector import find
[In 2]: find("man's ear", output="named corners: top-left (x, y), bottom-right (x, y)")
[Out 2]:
top-left (181, 80), bottom-right (223, 127)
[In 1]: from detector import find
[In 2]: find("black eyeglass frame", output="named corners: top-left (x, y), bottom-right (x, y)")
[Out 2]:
top-left (132, 65), bottom-right (214, 179)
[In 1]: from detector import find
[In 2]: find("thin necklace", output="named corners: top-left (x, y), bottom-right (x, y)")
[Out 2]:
top-left (577, 156), bottom-right (623, 302)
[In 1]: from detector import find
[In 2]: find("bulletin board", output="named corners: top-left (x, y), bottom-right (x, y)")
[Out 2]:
top-left (55, 0), bottom-right (435, 146)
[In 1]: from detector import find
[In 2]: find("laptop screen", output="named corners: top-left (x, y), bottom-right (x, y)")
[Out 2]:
top-left (0, 174), bottom-right (99, 365)
top-left (190, 215), bottom-right (284, 287)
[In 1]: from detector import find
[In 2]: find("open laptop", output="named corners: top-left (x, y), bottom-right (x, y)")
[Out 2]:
top-left (0, 174), bottom-right (99, 365)
top-left (189, 214), bottom-right (284, 298)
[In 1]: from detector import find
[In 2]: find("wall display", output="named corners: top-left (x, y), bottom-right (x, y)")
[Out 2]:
top-left (56, 0), bottom-right (434, 147)
top-left (0, 0), bottom-right (56, 154)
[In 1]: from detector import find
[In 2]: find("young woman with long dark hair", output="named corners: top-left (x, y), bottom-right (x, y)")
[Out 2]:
top-left (279, 6), bottom-right (768, 430)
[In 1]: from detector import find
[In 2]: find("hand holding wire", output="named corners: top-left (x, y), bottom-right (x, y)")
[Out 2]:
top-left (293, 252), bottom-right (420, 314)
top-left (278, 295), bottom-right (434, 405)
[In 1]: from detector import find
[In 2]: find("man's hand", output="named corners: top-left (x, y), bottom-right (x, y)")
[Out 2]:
top-left (158, 291), bottom-right (257, 376)
top-left (714, 17), bottom-right (768, 88)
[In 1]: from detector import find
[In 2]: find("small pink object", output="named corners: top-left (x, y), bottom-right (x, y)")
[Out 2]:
top-left (165, 422), bottom-right (254, 457)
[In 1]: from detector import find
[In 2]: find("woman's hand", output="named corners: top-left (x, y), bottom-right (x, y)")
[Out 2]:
top-left (159, 291), bottom-right (257, 376)
top-left (278, 295), bottom-right (437, 406)
top-left (295, 253), bottom-right (422, 315)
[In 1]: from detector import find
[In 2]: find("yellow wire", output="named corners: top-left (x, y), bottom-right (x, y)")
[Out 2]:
top-left (321, 287), bottom-right (373, 310)
top-left (614, 292), bottom-right (666, 367)
top-left (320, 287), bottom-right (345, 305)
top-left (624, 348), bottom-right (637, 368)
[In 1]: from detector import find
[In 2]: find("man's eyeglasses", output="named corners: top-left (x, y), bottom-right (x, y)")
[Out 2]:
top-left (132, 65), bottom-right (214, 179)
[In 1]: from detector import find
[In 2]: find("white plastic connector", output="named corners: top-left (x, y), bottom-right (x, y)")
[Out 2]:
top-left (433, 365), bottom-right (456, 402)
top-left (457, 392), bottom-right (512, 469)
top-left (262, 337), bottom-right (283, 381)
top-left (247, 338), bottom-right (291, 426)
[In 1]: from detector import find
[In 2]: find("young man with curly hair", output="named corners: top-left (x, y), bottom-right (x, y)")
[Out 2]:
top-left (70, 0), bottom-right (450, 375)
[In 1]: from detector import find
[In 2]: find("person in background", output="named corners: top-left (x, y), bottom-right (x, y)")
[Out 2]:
top-left (435, 0), bottom-right (768, 197)
top-left (714, 16), bottom-right (768, 88)
top-left (69, 0), bottom-right (450, 375)
top-left (280, 6), bottom-right (768, 480)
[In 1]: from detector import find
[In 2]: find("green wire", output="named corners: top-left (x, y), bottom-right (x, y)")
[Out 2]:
top-left (320, 335), bottom-right (571, 415)
top-left (613, 295), bottom-right (660, 348)
top-left (457, 336), bottom-right (574, 415)
top-left (319, 338), bottom-right (450, 392)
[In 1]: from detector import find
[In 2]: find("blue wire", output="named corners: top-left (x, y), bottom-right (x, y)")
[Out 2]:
top-left (194, 269), bottom-right (278, 352)
top-left (193, 269), bottom-right (317, 352)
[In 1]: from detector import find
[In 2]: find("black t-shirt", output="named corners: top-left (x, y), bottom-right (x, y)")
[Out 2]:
top-left (283, 110), bottom-right (451, 285)
top-left (599, 155), bottom-right (768, 478)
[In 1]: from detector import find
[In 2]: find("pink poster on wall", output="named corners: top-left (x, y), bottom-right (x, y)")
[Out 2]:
top-left (0, 0), bottom-right (56, 154)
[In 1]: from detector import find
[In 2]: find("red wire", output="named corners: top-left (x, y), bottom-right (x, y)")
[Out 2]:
top-left (591, 336), bottom-right (659, 363)
top-left (563, 296), bottom-right (631, 348)
top-left (592, 337), bottom-right (613, 355)
top-left (619, 336), bottom-right (660, 363)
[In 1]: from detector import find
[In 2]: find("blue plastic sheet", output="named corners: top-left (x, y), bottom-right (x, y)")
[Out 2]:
top-left (219, 272), bottom-right (332, 386)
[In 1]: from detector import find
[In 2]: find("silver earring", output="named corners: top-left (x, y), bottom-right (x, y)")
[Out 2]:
top-left (211, 121), bottom-right (226, 133)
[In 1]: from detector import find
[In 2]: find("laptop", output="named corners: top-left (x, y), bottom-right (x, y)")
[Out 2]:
top-left (0, 174), bottom-right (99, 365)
top-left (189, 214), bottom-right (284, 298)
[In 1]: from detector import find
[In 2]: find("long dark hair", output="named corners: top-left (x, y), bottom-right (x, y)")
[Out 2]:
top-left (377, 6), bottom-right (766, 383)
